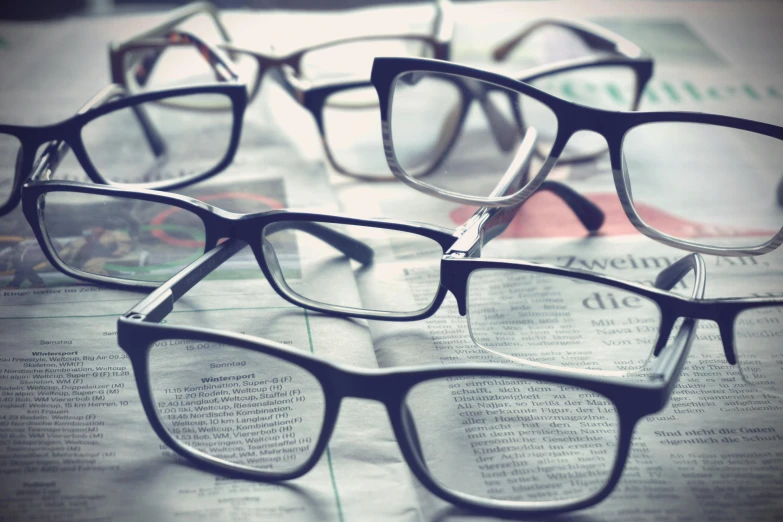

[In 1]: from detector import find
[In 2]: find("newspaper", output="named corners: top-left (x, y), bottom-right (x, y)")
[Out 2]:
top-left (1, 1), bottom-right (783, 521)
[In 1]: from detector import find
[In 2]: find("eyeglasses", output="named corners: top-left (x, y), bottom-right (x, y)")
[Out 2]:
top-left (20, 164), bottom-right (597, 285)
top-left (116, 237), bottom-right (701, 515)
top-left (0, 81), bottom-right (246, 218)
top-left (109, 0), bottom-right (451, 106)
top-left (110, 2), bottom-right (654, 183)
top-left (293, 18), bottom-right (652, 180)
top-left (370, 57), bottom-right (783, 256)
top-left (24, 175), bottom-right (726, 378)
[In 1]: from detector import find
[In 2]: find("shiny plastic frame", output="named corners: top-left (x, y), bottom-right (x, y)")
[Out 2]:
top-left (293, 18), bottom-right (652, 180)
top-left (0, 81), bottom-right (246, 218)
top-left (20, 174), bottom-right (600, 295)
top-left (370, 57), bottom-right (783, 256)
top-left (116, 237), bottom-right (702, 516)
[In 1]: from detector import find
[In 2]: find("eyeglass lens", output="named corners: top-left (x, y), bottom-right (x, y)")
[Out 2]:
top-left (38, 191), bottom-right (207, 282)
top-left (147, 338), bottom-right (326, 473)
top-left (389, 71), bottom-right (558, 198)
top-left (622, 122), bottom-right (783, 249)
top-left (81, 93), bottom-right (235, 183)
top-left (734, 306), bottom-right (783, 397)
top-left (261, 220), bottom-right (444, 315)
top-left (405, 375), bottom-right (619, 504)
top-left (466, 268), bottom-right (663, 374)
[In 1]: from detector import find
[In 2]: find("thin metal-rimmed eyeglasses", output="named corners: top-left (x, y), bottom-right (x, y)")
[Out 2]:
top-left (0, 78), bottom-right (246, 218)
top-left (116, 237), bottom-right (704, 516)
top-left (370, 56), bottom-right (783, 256)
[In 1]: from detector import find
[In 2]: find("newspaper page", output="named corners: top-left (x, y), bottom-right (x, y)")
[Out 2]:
top-left (1, 1), bottom-right (783, 521)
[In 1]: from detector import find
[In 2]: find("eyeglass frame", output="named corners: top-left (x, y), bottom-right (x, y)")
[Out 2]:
top-left (0, 81), bottom-right (246, 218)
top-left (288, 17), bottom-right (653, 181)
top-left (108, 0), bottom-right (452, 108)
top-left (21, 163), bottom-right (602, 294)
top-left (116, 236), bottom-right (702, 516)
top-left (370, 56), bottom-right (783, 257)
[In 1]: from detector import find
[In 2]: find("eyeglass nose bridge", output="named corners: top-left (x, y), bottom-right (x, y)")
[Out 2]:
top-left (326, 368), bottom-right (405, 404)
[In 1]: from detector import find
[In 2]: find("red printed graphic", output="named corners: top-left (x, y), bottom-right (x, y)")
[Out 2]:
top-left (449, 192), bottom-right (776, 239)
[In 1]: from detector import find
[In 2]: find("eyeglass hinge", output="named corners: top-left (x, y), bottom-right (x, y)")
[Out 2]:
top-left (124, 289), bottom-right (173, 324)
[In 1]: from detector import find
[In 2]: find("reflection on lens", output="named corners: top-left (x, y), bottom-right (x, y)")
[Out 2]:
top-left (39, 191), bottom-right (206, 282)
top-left (527, 66), bottom-right (636, 160)
top-left (735, 306), bottom-right (783, 397)
top-left (467, 269), bottom-right (661, 374)
top-left (302, 38), bottom-right (434, 82)
top-left (0, 133), bottom-right (21, 207)
top-left (262, 220), bottom-right (443, 315)
top-left (322, 87), bottom-right (390, 177)
top-left (149, 339), bottom-right (325, 472)
top-left (501, 24), bottom-right (598, 69)
top-left (405, 375), bottom-right (618, 504)
top-left (81, 93), bottom-right (234, 185)
top-left (390, 71), bottom-right (556, 198)
top-left (622, 123), bottom-right (783, 249)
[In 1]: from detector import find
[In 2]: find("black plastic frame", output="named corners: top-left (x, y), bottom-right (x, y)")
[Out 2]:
top-left (21, 176), bottom-right (601, 300)
top-left (370, 57), bottom-right (783, 256)
top-left (0, 82), bottom-right (246, 218)
top-left (298, 20), bottom-right (652, 181)
top-left (115, 237), bottom-right (703, 516)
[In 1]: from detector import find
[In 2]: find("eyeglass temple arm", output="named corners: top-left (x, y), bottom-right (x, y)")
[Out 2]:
top-left (476, 129), bottom-right (604, 245)
top-left (646, 254), bottom-right (705, 393)
top-left (492, 18), bottom-right (643, 63)
top-left (29, 84), bottom-right (167, 183)
top-left (124, 238), bottom-right (247, 324)
top-left (123, 219), bottom-right (375, 324)
top-left (649, 253), bottom-right (705, 360)
top-left (431, 0), bottom-right (454, 44)
top-left (131, 30), bottom-right (240, 89)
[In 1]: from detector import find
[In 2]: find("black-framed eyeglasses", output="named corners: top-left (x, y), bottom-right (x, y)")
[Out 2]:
top-left (22, 171), bottom-right (720, 379)
top-left (0, 80), bottom-right (246, 218)
top-left (290, 17), bottom-right (652, 181)
top-left (370, 56), bottom-right (783, 257)
top-left (116, 237), bottom-right (703, 516)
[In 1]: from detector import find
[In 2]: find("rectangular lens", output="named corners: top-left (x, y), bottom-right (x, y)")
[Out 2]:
top-left (405, 375), bottom-right (618, 504)
top-left (622, 122), bottom-right (783, 250)
top-left (148, 338), bottom-right (325, 473)
top-left (0, 133), bottom-right (21, 208)
top-left (301, 38), bottom-right (434, 82)
top-left (262, 220), bottom-right (443, 315)
top-left (467, 269), bottom-right (661, 374)
top-left (735, 306), bottom-right (783, 397)
top-left (81, 93), bottom-right (234, 185)
top-left (390, 71), bottom-right (556, 198)
top-left (322, 87), bottom-right (391, 177)
top-left (39, 191), bottom-right (206, 282)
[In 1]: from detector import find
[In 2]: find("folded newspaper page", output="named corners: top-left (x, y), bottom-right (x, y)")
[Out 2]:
top-left (1, 1), bottom-right (782, 521)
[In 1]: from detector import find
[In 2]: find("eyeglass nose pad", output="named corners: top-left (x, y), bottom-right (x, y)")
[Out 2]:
top-left (621, 152), bottom-right (634, 200)
top-left (261, 239), bottom-right (285, 283)
top-left (15, 146), bottom-right (23, 179)
top-left (402, 404), bottom-right (427, 467)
